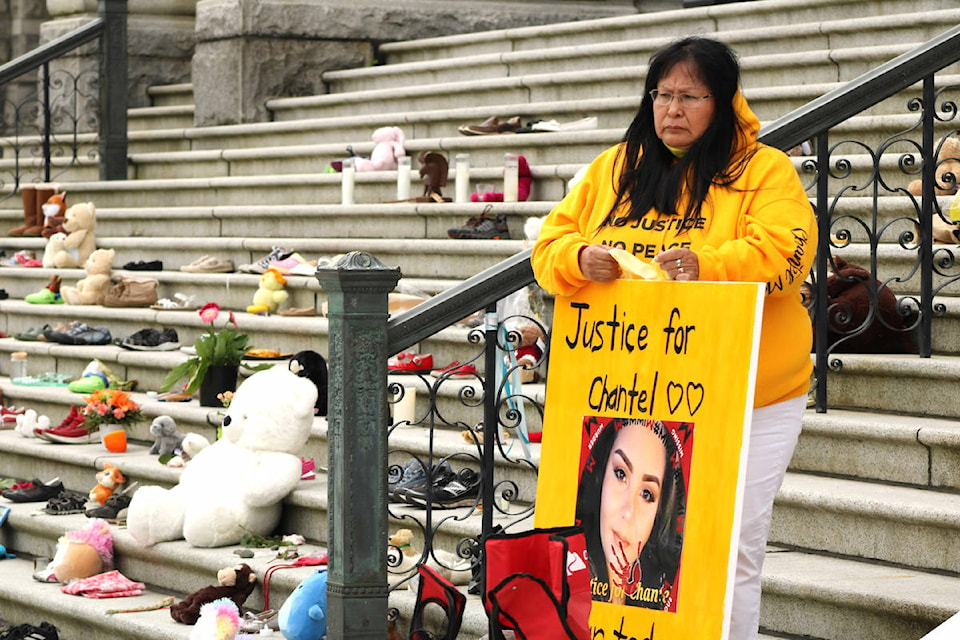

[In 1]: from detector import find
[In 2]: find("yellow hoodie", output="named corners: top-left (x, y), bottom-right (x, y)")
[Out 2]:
top-left (532, 93), bottom-right (816, 408)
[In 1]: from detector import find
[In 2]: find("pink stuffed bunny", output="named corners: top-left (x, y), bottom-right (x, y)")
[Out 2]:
top-left (354, 126), bottom-right (407, 171)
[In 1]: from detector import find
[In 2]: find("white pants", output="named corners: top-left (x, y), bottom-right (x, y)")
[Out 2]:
top-left (728, 394), bottom-right (806, 640)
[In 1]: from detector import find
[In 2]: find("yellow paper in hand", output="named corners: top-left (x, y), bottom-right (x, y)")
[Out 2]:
top-left (610, 247), bottom-right (667, 280)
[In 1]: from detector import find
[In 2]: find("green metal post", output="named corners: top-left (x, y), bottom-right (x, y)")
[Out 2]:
top-left (99, 0), bottom-right (127, 180)
top-left (316, 251), bottom-right (400, 639)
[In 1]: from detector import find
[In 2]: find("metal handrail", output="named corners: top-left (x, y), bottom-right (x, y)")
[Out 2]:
top-left (0, 18), bottom-right (103, 87)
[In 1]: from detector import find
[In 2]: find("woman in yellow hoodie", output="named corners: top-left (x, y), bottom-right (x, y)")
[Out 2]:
top-left (532, 36), bottom-right (816, 639)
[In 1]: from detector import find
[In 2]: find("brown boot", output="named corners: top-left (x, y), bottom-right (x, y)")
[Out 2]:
top-left (23, 184), bottom-right (55, 237)
top-left (9, 184), bottom-right (37, 236)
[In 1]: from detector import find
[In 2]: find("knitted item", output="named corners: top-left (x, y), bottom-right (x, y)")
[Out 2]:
top-left (61, 570), bottom-right (145, 598)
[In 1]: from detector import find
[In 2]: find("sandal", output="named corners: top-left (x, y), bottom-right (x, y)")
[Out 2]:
top-left (151, 293), bottom-right (198, 311)
top-left (85, 482), bottom-right (138, 523)
top-left (13, 324), bottom-right (51, 341)
top-left (43, 491), bottom-right (87, 515)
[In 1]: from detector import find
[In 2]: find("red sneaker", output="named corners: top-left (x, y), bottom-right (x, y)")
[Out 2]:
top-left (388, 352), bottom-right (433, 374)
top-left (1, 406), bottom-right (25, 425)
top-left (35, 406), bottom-right (84, 441)
top-left (41, 424), bottom-right (100, 445)
top-left (429, 361), bottom-right (478, 379)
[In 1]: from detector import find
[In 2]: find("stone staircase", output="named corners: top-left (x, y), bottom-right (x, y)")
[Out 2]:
top-left (0, 0), bottom-right (959, 637)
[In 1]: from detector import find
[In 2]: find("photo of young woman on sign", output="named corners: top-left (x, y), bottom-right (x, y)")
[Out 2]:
top-left (575, 416), bottom-right (691, 611)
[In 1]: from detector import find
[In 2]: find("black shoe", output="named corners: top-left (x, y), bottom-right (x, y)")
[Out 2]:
top-left (395, 461), bottom-right (454, 505)
top-left (447, 215), bottom-right (510, 240)
top-left (86, 482), bottom-right (138, 522)
top-left (117, 327), bottom-right (180, 351)
top-left (0, 289), bottom-right (8, 300)
top-left (1, 478), bottom-right (64, 503)
top-left (400, 463), bottom-right (482, 508)
top-left (42, 322), bottom-right (112, 346)
top-left (123, 260), bottom-right (163, 271)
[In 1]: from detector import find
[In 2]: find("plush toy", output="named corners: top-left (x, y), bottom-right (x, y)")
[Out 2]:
top-left (470, 154), bottom-right (532, 202)
top-left (15, 409), bottom-right (49, 438)
top-left (89, 462), bottom-right (126, 506)
top-left (388, 528), bottom-right (472, 589)
top-left (278, 570), bottom-right (327, 640)
top-left (41, 232), bottom-right (67, 269)
top-left (512, 322), bottom-right (546, 383)
top-left (40, 192), bottom-right (67, 238)
top-left (148, 415), bottom-right (186, 456)
top-left (190, 597), bottom-right (242, 640)
top-left (61, 248), bottom-right (115, 305)
top-left (907, 136), bottom-right (960, 244)
top-left (289, 350), bottom-right (328, 416)
top-left (48, 202), bottom-right (97, 268)
top-left (126, 365), bottom-right (317, 547)
top-left (354, 126), bottom-right (406, 172)
top-left (33, 518), bottom-right (114, 584)
top-left (246, 267), bottom-right (289, 314)
top-left (171, 563), bottom-right (257, 625)
top-left (417, 151), bottom-right (451, 202)
top-left (165, 432), bottom-right (212, 468)
top-left (821, 256), bottom-right (918, 354)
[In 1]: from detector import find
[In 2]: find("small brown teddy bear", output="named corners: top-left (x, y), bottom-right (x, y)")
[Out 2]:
top-left (907, 136), bottom-right (960, 244)
top-left (170, 563), bottom-right (257, 625)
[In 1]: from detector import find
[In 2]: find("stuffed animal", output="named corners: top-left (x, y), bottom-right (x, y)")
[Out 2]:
top-left (289, 350), bottom-right (328, 416)
top-left (48, 202), bottom-right (97, 268)
top-left (388, 528), bottom-right (472, 589)
top-left (190, 597), bottom-right (243, 640)
top-left (278, 570), bottom-right (327, 640)
top-left (165, 432), bottom-right (212, 468)
top-left (417, 151), bottom-right (451, 202)
top-left (470, 154), bottom-right (532, 202)
top-left (908, 136), bottom-right (960, 244)
top-left (512, 322), bottom-right (546, 383)
top-left (148, 415), bottom-right (186, 455)
top-left (33, 518), bottom-right (114, 584)
top-left (170, 563), bottom-right (257, 625)
top-left (354, 126), bottom-right (406, 172)
top-left (40, 192), bottom-right (67, 238)
top-left (821, 256), bottom-right (918, 354)
top-left (89, 462), bottom-right (126, 506)
top-left (126, 365), bottom-right (317, 547)
top-left (246, 267), bottom-right (289, 314)
top-left (61, 248), bottom-right (115, 305)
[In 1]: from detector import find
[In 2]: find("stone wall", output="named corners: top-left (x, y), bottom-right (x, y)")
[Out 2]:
top-left (0, 0), bottom-right (52, 131)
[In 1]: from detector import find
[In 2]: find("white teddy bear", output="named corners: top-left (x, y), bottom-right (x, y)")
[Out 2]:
top-left (126, 365), bottom-right (317, 548)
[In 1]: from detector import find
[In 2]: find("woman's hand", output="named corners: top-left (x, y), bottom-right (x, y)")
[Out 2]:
top-left (655, 248), bottom-right (700, 281)
top-left (579, 244), bottom-right (621, 282)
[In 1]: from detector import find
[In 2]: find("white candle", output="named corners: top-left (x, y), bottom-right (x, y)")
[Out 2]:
top-left (455, 153), bottom-right (470, 203)
top-left (341, 157), bottom-right (355, 205)
top-left (503, 153), bottom-right (519, 203)
top-left (396, 155), bottom-right (411, 200)
top-left (393, 385), bottom-right (417, 425)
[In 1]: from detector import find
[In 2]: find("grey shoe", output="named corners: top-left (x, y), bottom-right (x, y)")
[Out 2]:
top-left (238, 246), bottom-right (294, 274)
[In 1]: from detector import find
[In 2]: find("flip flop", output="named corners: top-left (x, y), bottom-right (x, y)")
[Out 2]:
top-left (156, 391), bottom-right (193, 402)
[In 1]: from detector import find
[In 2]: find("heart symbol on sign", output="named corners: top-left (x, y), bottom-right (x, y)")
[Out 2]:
top-left (686, 383), bottom-right (704, 416)
top-left (667, 382), bottom-right (683, 414)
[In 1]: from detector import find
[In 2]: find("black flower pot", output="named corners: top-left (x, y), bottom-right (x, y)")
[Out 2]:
top-left (200, 365), bottom-right (238, 407)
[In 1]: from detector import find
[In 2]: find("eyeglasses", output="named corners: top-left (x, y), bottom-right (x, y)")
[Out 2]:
top-left (649, 90), bottom-right (712, 108)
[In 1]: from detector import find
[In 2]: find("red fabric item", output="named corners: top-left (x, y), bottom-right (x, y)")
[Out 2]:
top-left (61, 570), bottom-right (145, 598)
top-left (261, 555), bottom-right (328, 611)
top-left (410, 564), bottom-right (465, 640)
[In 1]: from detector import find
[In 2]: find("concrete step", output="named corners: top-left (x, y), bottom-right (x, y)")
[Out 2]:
top-left (127, 104), bottom-right (195, 133)
top-left (377, 0), bottom-right (958, 64)
top-left (145, 83), bottom-right (194, 109)
top-left (327, 12), bottom-right (959, 95)
top-left (760, 548), bottom-right (960, 640)
top-left (772, 472), bottom-right (960, 573)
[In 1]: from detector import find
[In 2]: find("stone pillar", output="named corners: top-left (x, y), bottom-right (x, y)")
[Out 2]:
top-left (0, 1), bottom-right (51, 131)
top-left (315, 251), bottom-right (400, 640)
top-left (43, 0), bottom-right (197, 110)
top-left (192, 0), bottom-right (641, 126)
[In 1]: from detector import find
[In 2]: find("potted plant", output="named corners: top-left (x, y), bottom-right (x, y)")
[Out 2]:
top-left (160, 303), bottom-right (269, 407)
top-left (81, 388), bottom-right (143, 452)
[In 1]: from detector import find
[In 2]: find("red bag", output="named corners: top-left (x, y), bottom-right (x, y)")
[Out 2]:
top-left (483, 527), bottom-right (592, 640)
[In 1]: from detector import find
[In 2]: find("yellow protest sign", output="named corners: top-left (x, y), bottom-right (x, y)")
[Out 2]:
top-left (535, 279), bottom-right (764, 639)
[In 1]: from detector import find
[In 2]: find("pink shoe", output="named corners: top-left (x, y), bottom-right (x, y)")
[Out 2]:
top-left (301, 457), bottom-right (316, 480)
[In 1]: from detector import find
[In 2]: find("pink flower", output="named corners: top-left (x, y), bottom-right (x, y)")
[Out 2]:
top-left (96, 405), bottom-right (109, 416)
top-left (112, 408), bottom-right (125, 420)
top-left (199, 302), bottom-right (221, 324)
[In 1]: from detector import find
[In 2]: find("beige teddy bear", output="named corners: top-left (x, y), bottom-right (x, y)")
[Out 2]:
top-left (908, 136), bottom-right (960, 244)
top-left (62, 248), bottom-right (115, 305)
top-left (246, 267), bottom-right (288, 314)
top-left (50, 202), bottom-right (97, 268)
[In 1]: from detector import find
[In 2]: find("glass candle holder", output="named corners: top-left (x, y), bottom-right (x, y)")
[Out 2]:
top-left (503, 153), bottom-right (519, 203)
top-left (341, 157), bottom-right (355, 205)
top-left (396, 155), bottom-right (411, 200)
top-left (455, 153), bottom-right (471, 204)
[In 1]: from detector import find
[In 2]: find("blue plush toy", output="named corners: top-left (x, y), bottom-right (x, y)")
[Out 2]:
top-left (279, 570), bottom-right (327, 640)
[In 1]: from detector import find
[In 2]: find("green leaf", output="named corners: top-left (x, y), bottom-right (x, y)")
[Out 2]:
top-left (160, 359), bottom-right (199, 392)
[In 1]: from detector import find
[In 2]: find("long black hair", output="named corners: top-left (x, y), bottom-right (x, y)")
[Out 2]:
top-left (575, 417), bottom-right (686, 608)
top-left (601, 36), bottom-right (755, 230)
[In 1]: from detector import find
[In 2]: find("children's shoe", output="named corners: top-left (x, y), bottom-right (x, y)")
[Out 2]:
top-left (237, 247), bottom-right (294, 274)
top-left (1, 477), bottom-right (64, 503)
top-left (67, 374), bottom-right (108, 394)
top-left (388, 352), bottom-right (433, 374)
top-left (447, 215), bottom-right (510, 240)
top-left (41, 425), bottom-right (100, 445)
top-left (0, 406), bottom-right (25, 425)
top-left (301, 457), bottom-right (316, 481)
top-left (24, 287), bottom-right (64, 304)
top-left (429, 361), bottom-right (479, 379)
top-left (269, 252), bottom-right (316, 275)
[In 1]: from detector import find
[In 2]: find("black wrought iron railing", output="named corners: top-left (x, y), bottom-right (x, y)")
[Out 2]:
top-left (345, 23), bottom-right (960, 637)
top-left (0, 0), bottom-right (127, 192)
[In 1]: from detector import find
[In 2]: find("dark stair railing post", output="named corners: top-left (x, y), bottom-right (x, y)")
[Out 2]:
top-left (99, 0), bottom-right (127, 180)
top-left (316, 251), bottom-right (400, 640)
